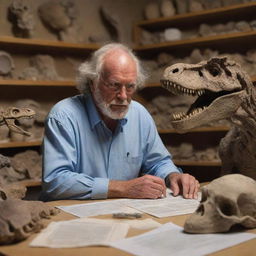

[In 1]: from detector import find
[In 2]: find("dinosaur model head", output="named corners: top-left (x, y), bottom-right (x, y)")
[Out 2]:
top-left (0, 107), bottom-right (35, 136)
top-left (160, 57), bottom-right (249, 132)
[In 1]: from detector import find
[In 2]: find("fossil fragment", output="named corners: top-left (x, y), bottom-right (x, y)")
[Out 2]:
top-left (0, 199), bottom-right (59, 244)
top-left (8, 0), bottom-right (35, 38)
top-left (0, 51), bottom-right (15, 76)
top-left (184, 174), bottom-right (256, 233)
top-left (0, 107), bottom-right (35, 136)
top-left (38, 0), bottom-right (77, 42)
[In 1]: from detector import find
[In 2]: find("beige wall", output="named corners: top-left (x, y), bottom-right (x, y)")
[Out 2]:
top-left (0, 0), bottom-right (151, 45)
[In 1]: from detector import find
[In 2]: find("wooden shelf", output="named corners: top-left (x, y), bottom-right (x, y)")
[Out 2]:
top-left (0, 36), bottom-right (99, 55)
top-left (0, 80), bottom-right (76, 87)
top-left (159, 126), bottom-right (230, 133)
top-left (17, 179), bottom-right (41, 188)
top-left (174, 160), bottom-right (221, 166)
top-left (0, 140), bottom-right (42, 149)
top-left (134, 31), bottom-right (256, 53)
top-left (135, 2), bottom-right (256, 30)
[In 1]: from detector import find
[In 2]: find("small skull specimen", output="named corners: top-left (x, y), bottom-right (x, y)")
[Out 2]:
top-left (8, 0), bottom-right (35, 38)
top-left (0, 51), bottom-right (15, 76)
top-left (0, 199), bottom-right (59, 244)
top-left (184, 174), bottom-right (256, 233)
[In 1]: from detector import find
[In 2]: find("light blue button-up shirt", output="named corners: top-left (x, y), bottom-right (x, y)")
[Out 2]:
top-left (40, 94), bottom-right (181, 201)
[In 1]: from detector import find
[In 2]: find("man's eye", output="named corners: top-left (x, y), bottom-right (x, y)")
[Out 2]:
top-left (113, 83), bottom-right (121, 89)
top-left (127, 84), bottom-right (135, 89)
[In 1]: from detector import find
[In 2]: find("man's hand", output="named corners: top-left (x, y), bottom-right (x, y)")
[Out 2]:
top-left (108, 175), bottom-right (166, 199)
top-left (168, 173), bottom-right (199, 199)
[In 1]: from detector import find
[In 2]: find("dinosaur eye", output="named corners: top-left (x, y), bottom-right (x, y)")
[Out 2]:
top-left (12, 108), bottom-right (20, 114)
top-left (172, 68), bottom-right (179, 73)
top-left (209, 67), bottom-right (220, 77)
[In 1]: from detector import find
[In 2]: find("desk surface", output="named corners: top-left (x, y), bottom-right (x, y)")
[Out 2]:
top-left (0, 199), bottom-right (255, 256)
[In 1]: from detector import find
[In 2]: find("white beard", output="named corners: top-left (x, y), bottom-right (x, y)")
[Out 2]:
top-left (93, 87), bottom-right (129, 120)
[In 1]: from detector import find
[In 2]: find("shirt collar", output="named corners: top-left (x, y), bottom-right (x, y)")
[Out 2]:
top-left (85, 94), bottom-right (128, 130)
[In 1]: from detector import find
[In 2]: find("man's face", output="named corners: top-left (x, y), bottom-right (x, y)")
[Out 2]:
top-left (92, 54), bottom-right (137, 120)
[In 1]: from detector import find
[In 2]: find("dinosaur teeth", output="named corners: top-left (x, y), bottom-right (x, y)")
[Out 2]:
top-left (172, 107), bottom-right (207, 121)
top-left (162, 79), bottom-right (206, 97)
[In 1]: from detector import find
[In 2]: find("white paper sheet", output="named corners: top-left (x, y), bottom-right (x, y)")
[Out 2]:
top-left (57, 199), bottom-right (141, 217)
top-left (30, 218), bottom-right (129, 248)
top-left (109, 222), bottom-right (256, 256)
top-left (124, 193), bottom-right (200, 218)
top-left (79, 217), bottom-right (162, 230)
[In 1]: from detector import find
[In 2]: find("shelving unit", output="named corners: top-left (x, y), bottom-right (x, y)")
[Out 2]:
top-left (0, 37), bottom-right (99, 191)
top-left (133, 2), bottom-right (256, 182)
top-left (0, 36), bottom-right (99, 55)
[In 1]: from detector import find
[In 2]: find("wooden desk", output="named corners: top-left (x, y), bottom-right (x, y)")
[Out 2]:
top-left (0, 199), bottom-right (255, 256)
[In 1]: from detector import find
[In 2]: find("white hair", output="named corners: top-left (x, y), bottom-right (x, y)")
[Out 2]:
top-left (76, 43), bottom-right (147, 94)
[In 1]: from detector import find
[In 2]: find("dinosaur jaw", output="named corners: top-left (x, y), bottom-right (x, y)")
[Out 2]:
top-left (5, 117), bottom-right (33, 136)
top-left (161, 79), bottom-right (246, 132)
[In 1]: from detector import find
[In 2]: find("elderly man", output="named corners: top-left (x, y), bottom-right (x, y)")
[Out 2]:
top-left (41, 43), bottom-right (199, 201)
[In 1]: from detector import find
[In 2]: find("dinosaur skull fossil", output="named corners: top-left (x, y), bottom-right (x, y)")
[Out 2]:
top-left (1, 107), bottom-right (35, 136)
top-left (0, 199), bottom-right (59, 244)
top-left (161, 57), bottom-right (248, 131)
top-left (184, 174), bottom-right (256, 233)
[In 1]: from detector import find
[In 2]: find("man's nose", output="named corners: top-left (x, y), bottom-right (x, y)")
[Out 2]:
top-left (117, 86), bottom-right (128, 100)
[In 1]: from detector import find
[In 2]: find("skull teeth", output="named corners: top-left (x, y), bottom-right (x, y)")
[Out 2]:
top-left (172, 107), bottom-right (207, 121)
top-left (161, 80), bottom-right (205, 96)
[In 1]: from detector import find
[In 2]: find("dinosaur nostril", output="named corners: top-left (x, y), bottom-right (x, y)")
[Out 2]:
top-left (172, 68), bottom-right (179, 73)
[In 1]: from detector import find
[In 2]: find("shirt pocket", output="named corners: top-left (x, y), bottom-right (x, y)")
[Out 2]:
top-left (122, 154), bottom-right (143, 180)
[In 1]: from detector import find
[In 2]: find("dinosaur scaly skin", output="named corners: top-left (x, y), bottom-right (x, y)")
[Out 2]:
top-left (0, 107), bottom-right (35, 136)
top-left (161, 57), bottom-right (256, 179)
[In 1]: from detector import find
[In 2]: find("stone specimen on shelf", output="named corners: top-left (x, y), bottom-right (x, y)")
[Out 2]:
top-left (141, 18), bottom-right (256, 45)
top-left (161, 56), bottom-right (256, 179)
top-left (19, 54), bottom-right (61, 81)
top-left (235, 21), bottom-right (251, 32)
top-left (0, 199), bottom-right (59, 244)
top-left (169, 144), bottom-right (220, 162)
top-left (0, 182), bottom-right (27, 201)
top-left (11, 150), bottom-right (42, 180)
top-left (38, 0), bottom-right (77, 42)
top-left (144, 2), bottom-right (160, 19)
top-left (99, 5), bottom-right (124, 42)
top-left (18, 67), bottom-right (39, 81)
top-left (0, 155), bottom-right (10, 169)
top-left (0, 165), bottom-right (26, 183)
top-left (163, 28), bottom-right (182, 41)
top-left (0, 51), bottom-right (15, 78)
top-left (202, 0), bottom-right (222, 9)
top-left (140, 29), bottom-right (159, 45)
top-left (184, 174), bottom-right (256, 233)
top-left (174, 0), bottom-right (188, 14)
top-left (160, 0), bottom-right (176, 17)
top-left (8, 0), bottom-right (35, 38)
top-left (250, 20), bottom-right (256, 30)
top-left (189, 0), bottom-right (204, 12)
top-left (30, 55), bottom-right (61, 80)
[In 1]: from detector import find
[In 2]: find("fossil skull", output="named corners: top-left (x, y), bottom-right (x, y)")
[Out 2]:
top-left (0, 199), bottom-right (59, 244)
top-left (184, 174), bottom-right (256, 233)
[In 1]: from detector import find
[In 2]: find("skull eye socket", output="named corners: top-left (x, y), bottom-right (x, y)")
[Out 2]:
top-left (200, 188), bottom-right (208, 203)
top-left (12, 108), bottom-right (20, 115)
top-left (196, 204), bottom-right (204, 216)
top-left (216, 196), bottom-right (238, 216)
